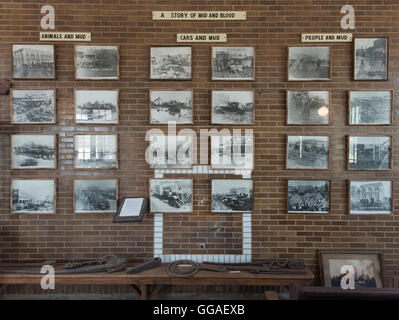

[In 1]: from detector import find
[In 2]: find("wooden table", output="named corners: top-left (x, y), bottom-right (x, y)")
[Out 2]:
top-left (0, 264), bottom-right (315, 300)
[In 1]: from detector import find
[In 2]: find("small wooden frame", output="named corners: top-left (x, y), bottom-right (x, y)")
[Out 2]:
top-left (287, 45), bottom-right (331, 81)
top-left (11, 178), bottom-right (57, 214)
top-left (149, 46), bottom-right (192, 80)
top-left (74, 44), bottom-right (120, 80)
top-left (113, 197), bottom-right (148, 223)
top-left (346, 135), bottom-right (392, 170)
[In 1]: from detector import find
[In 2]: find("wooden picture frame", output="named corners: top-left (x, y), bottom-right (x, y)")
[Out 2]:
top-left (210, 134), bottom-right (254, 170)
top-left (348, 90), bottom-right (393, 125)
top-left (149, 89), bottom-right (194, 125)
top-left (11, 178), bottom-right (57, 214)
top-left (319, 249), bottom-right (385, 288)
top-left (74, 89), bottom-right (119, 124)
top-left (211, 90), bottom-right (255, 125)
top-left (74, 44), bottom-right (120, 80)
top-left (113, 197), bottom-right (148, 223)
top-left (149, 178), bottom-right (193, 213)
top-left (287, 179), bottom-right (330, 214)
top-left (12, 44), bottom-right (56, 80)
top-left (211, 179), bottom-right (254, 213)
top-left (287, 45), bottom-right (331, 81)
top-left (286, 90), bottom-right (330, 125)
top-left (73, 178), bottom-right (118, 214)
top-left (11, 133), bottom-right (57, 170)
top-left (149, 46), bottom-right (192, 80)
top-left (348, 179), bottom-right (393, 215)
top-left (353, 37), bottom-right (388, 81)
top-left (286, 135), bottom-right (330, 170)
top-left (74, 133), bottom-right (118, 170)
top-left (211, 46), bottom-right (255, 81)
top-left (346, 135), bottom-right (392, 170)
top-left (10, 89), bottom-right (56, 124)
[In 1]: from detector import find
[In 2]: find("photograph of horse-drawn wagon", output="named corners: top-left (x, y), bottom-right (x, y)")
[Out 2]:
top-left (288, 46), bottom-right (330, 81)
top-left (74, 179), bottom-right (117, 213)
top-left (150, 179), bottom-right (192, 213)
top-left (212, 47), bottom-right (254, 80)
top-left (11, 134), bottom-right (56, 169)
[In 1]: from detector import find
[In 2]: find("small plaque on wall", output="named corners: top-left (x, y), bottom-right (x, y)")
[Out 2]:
top-left (40, 32), bottom-right (91, 41)
top-left (153, 11), bottom-right (246, 20)
top-left (177, 33), bottom-right (227, 42)
top-left (301, 33), bottom-right (353, 42)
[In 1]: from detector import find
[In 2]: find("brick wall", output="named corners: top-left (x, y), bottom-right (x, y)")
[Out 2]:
top-left (0, 0), bottom-right (398, 288)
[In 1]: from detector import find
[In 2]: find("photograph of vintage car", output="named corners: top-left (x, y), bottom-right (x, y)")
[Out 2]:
top-left (288, 180), bottom-right (329, 214)
top-left (11, 179), bottom-right (55, 214)
top-left (287, 90), bottom-right (329, 125)
top-left (150, 90), bottom-right (193, 124)
top-left (354, 37), bottom-right (388, 80)
top-left (349, 180), bottom-right (392, 214)
top-left (150, 46), bottom-right (191, 80)
top-left (348, 136), bottom-right (391, 170)
top-left (75, 89), bottom-right (118, 124)
top-left (286, 135), bottom-right (329, 169)
top-left (212, 46), bottom-right (254, 80)
top-left (211, 135), bottom-right (253, 170)
top-left (150, 179), bottom-right (192, 213)
top-left (148, 135), bottom-right (193, 168)
top-left (11, 134), bottom-right (56, 169)
top-left (349, 91), bottom-right (392, 125)
top-left (12, 44), bottom-right (55, 79)
top-left (288, 46), bottom-right (330, 81)
top-left (75, 45), bottom-right (119, 80)
top-left (74, 134), bottom-right (118, 169)
top-left (74, 179), bottom-right (117, 213)
top-left (211, 179), bottom-right (253, 213)
top-left (212, 90), bottom-right (254, 124)
top-left (11, 89), bottom-right (55, 124)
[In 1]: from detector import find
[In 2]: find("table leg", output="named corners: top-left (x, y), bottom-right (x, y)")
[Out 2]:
top-left (0, 285), bottom-right (7, 299)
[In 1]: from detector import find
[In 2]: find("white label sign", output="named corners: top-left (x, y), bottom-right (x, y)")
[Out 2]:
top-left (301, 33), bottom-right (353, 42)
top-left (40, 32), bottom-right (91, 41)
top-left (177, 33), bottom-right (227, 42)
top-left (153, 11), bottom-right (246, 20)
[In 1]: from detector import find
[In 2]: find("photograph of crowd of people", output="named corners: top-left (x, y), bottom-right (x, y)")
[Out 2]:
top-left (288, 180), bottom-right (329, 214)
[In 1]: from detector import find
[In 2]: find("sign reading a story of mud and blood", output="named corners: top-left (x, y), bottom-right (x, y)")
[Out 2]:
top-left (177, 33), bottom-right (227, 43)
top-left (153, 11), bottom-right (246, 20)
top-left (40, 32), bottom-right (91, 41)
top-left (301, 33), bottom-right (353, 42)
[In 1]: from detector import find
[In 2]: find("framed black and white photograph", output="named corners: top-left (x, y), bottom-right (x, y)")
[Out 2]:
top-left (74, 179), bottom-right (118, 213)
top-left (75, 45), bottom-right (119, 80)
top-left (12, 44), bottom-right (55, 79)
top-left (211, 179), bottom-right (253, 213)
top-left (211, 90), bottom-right (254, 124)
top-left (349, 180), bottom-right (392, 215)
top-left (211, 135), bottom-right (254, 170)
top-left (347, 136), bottom-right (391, 170)
top-left (75, 89), bottom-right (119, 124)
top-left (286, 135), bottom-right (329, 170)
top-left (212, 46), bottom-right (255, 81)
top-left (150, 46), bottom-right (192, 80)
top-left (148, 135), bottom-right (193, 169)
top-left (288, 46), bottom-right (331, 81)
top-left (348, 90), bottom-right (392, 125)
top-left (74, 134), bottom-right (118, 169)
top-left (113, 197), bottom-right (148, 223)
top-left (149, 179), bottom-right (193, 213)
top-left (11, 134), bottom-right (56, 169)
top-left (354, 37), bottom-right (388, 81)
top-left (10, 89), bottom-right (56, 124)
top-left (287, 90), bottom-right (330, 125)
top-left (11, 179), bottom-right (56, 214)
top-left (150, 90), bottom-right (193, 124)
top-left (319, 250), bottom-right (384, 288)
top-left (288, 180), bottom-right (330, 214)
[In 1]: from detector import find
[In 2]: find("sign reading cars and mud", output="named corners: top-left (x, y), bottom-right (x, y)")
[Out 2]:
top-left (153, 11), bottom-right (246, 20)
top-left (40, 32), bottom-right (91, 41)
top-left (177, 33), bottom-right (227, 42)
top-left (301, 33), bottom-right (353, 42)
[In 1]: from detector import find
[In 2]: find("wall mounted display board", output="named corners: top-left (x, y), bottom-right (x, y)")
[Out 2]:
top-left (113, 197), bottom-right (148, 223)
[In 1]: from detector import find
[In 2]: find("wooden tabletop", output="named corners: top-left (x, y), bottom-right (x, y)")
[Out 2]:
top-left (0, 264), bottom-right (315, 286)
